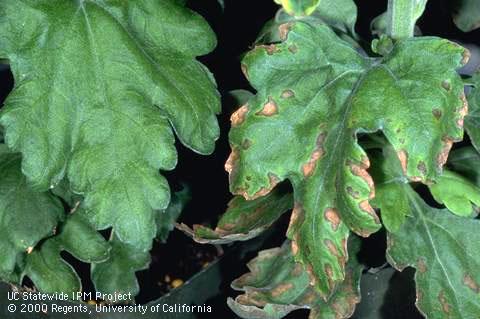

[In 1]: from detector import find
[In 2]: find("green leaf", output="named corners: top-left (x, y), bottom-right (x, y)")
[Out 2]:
top-left (0, 145), bottom-right (63, 281)
top-left (447, 147), bottom-right (480, 185)
top-left (229, 21), bottom-right (467, 297)
top-left (0, 0), bottom-right (220, 251)
top-left (373, 145), bottom-right (480, 318)
top-left (465, 73), bottom-right (480, 152)
top-left (24, 212), bottom-right (110, 295)
top-left (451, 0), bottom-right (480, 32)
top-left (91, 234), bottom-right (150, 299)
top-left (179, 187), bottom-right (293, 244)
top-left (156, 186), bottom-right (191, 243)
top-left (228, 237), bottom-right (362, 319)
top-left (274, 0), bottom-right (321, 16)
top-left (429, 170), bottom-right (480, 217)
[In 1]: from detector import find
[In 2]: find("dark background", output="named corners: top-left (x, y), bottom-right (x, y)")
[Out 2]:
top-left (1, 0), bottom-right (479, 318)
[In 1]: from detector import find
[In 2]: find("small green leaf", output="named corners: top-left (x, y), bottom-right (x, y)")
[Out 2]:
top-left (91, 234), bottom-right (150, 298)
top-left (0, 145), bottom-right (63, 280)
top-left (0, 0), bottom-right (220, 252)
top-left (179, 187), bottom-right (293, 244)
top-left (156, 186), bottom-right (191, 243)
top-left (230, 21), bottom-right (467, 297)
top-left (447, 147), bottom-right (480, 185)
top-left (429, 170), bottom-right (480, 217)
top-left (24, 213), bottom-right (110, 295)
top-left (451, 0), bottom-right (480, 32)
top-left (228, 237), bottom-right (362, 319)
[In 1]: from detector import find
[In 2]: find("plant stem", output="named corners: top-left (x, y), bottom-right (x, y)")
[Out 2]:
top-left (387, 0), bottom-right (416, 40)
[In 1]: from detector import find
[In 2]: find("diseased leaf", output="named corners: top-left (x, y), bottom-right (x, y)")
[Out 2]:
top-left (429, 170), bottom-right (480, 217)
top-left (228, 21), bottom-right (467, 297)
top-left (228, 237), bottom-right (362, 319)
top-left (24, 212), bottom-right (110, 295)
top-left (156, 186), bottom-right (191, 243)
top-left (179, 187), bottom-right (293, 244)
top-left (0, 145), bottom-right (63, 281)
top-left (91, 234), bottom-right (150, 299)
top-left (0, 0), bottom-right (220, 251)
top-left (465, 73), bottom-right (480, 152)
top-left (451, 0), bottom-right (480, 32)
top-left (373, 146), bottom-right (480, 318)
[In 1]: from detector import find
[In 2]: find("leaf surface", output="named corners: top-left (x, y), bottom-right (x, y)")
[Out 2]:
top-left (24, 212), bottom-right (110, 295)
top-left (465, 73), bottom-right (480, 152)
top-left (451, 0), bottom-right (480, 32)
top-left (0, 0), bottom-right (220, 251)
top-left (373, 146), bottom-right (480, 318)
top-left (0, 145), bottom-right (63, 281)
top-left (228, 238), bottom-right (362, 319)
top-left (179, 187), bottom-right (293, 244)
top-left (91, 234), bottom-right (150, 298)
top-left (229, 21), bottom-right (467, 297)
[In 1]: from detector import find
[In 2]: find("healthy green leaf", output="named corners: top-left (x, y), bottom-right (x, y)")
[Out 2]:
top-left (465, 73), bottom-right (480, 152)
top-left (373, 145), bottom-right (480, 318)
top-left (179, 187), bottom-right (293, 244)
top-left (0, 145), bottom-right (63, 281)
top-left (156, 186), bottom-right (191, 243)
top-left (451, 0), bottom-right (480, 32)
top-left (447, 147), bottom-right (480, 185)
top-left (228, 237), bottom-right (362, 319)
top-left (91, 233), bottom-right (150, 299)
top-left (228, 21), bottom-right (467, 297)
top-left (24, 212), bottom-right (110, 295)
top-left (0, 0), bottom-right (220, 251)
top-left (429, 170), bottom-right (480, 217)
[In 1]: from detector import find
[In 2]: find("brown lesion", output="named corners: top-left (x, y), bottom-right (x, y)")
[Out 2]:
top-left (463, 274), bottom-right (480, 293)
top-left (281, 89), bottom-right (295, 99)
top-left (324, 208), bottom-right (341, 232)
top-left (438, 290), bottom-right (451, 314)
top-left (437, 137), bottom-right (454, 168)
top-left (417, 258), bottom-right (427, 273)
top-left (270, 283), bottom-right (294, 297)
top-left (258, 44), bottom-right (280, 55)
top-left (255, 97), bottom-right (278, 116)
top-left (397, 149), bottom-right (408, 175)
top-left (279, 23), bottom-right (294, 41)
top-left (457, 93), bottom-right (468, 128)
top-left (287, 202), bottom-right (305, 237)
top-left (302, 132), bottom-right (327, 178)
top-left (230, 104), bottom-right (249, 127)
top-left (359, 200), bottom-right (380, 225)
top-left (348, 158), bottom-right (375, 199)
top-left (462, 48), bottom-right (471, 66)
top-left (234, 173), bottom-right (280, 201)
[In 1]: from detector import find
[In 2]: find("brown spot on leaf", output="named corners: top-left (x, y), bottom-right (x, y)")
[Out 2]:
top-left (359, 200), bottom-right (380, 225)
top-left (302, 132), bottom-right (326, 177)
top-left (241, 63), bottom-right (249, 80)
top-left (288, 44), bottom-right (298, 53)
top-left (26, 247), bottom-right (33, 254)
top-left (463, 274), bottom-right (480, 293)
top-left (324, 208), bottom-right (341, 231)
top-left (441, 80), bottom-right (451, 91)
top-left (462, 48), bottom-right (471, 65)
top-left (281, 89), bottom-right (295, 99)
top-left (236, 174), bottom-right (280, 200)
top-left (417, 161), bottom-right (427, 177)
top-left (241, 139), bottom-right (252, 149)
top-left (349, 161), bottom-right (375, 199)
top-left (325, 239), bottom-right (346, 267)
top-left (260, 44), bottom-right (280, 55)
top-left (432, 108), bottom-right (442, 120)
top-left (438, 291), bottom-right (450, 314)
top-left (417, 258), bottom-right (427, 273)
top-left (324, 264), bottom-right (335, 291)
top-left (457, 93), bottom-right (468, 128)
top-left (225, 147), bottom-right (239, 175)
top-left (346, 186), bottom-right (360, 199)
top-left (230, 104), bottom-right (249, 126)
top-left (279, 23), bottom-right (293, 41)
top-left (271, 283), bottom-right (294, 297)
top-left (287, 202), bottom-right (305, 237)
top-left (256, 97), bottom-right (278, 116)
top-left (291, 235), bottom-right (299, 256)
top-left (397, 150), bottom-right (408, 175)
top-left (437, 137), bottom-right (453, 168)
top-left (306, 264), bottom-right (317, 286)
